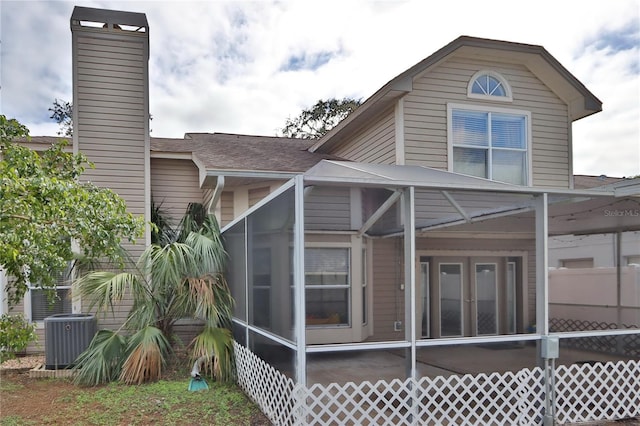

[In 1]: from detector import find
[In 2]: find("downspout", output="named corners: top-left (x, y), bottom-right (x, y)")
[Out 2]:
top-left (207, 175), bottom-right (225, 215)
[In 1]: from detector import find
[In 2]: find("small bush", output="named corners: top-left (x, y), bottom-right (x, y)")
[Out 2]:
top-left (0, 314), bottom-right (37, 362)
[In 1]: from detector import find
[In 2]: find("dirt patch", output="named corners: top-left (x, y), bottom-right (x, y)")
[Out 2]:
top-left (0, 354), bottom-right (272, 425)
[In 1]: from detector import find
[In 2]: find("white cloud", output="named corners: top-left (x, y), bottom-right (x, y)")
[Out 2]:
top-left (2, 0), bottom-right (638, 176)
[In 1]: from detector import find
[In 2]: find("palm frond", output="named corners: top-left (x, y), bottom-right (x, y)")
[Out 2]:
top-left (190, 326), bottom-right (234, 382)
top-left (119, 326), bottom-right (171, 385)
top-left (139, 243), bottom-right (196, 289)
top-left (125, 299), bottom-right (159, 331)
top-left (72, 329), bottom-right (127, 386)
top-left (150, 198), bottom-right (177, 245)
top-left (176, 202), bottom-right (208, 242)
top-left (73, 271), bottom-right (142, 315)
top-left (182, 275), bottom-right (233, 327)
top-left (185, 231), bottom-right (226, 275)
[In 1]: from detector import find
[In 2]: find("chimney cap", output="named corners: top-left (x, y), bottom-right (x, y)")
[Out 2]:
top-left (71, 6), bottom-right (148, 29)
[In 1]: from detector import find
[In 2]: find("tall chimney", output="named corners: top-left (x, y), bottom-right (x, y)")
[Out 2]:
top-left (70, 7), bottom-right (150, 254)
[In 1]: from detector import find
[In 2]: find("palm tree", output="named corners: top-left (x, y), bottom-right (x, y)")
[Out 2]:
top-left (72, 203), bottom-right (234, 386)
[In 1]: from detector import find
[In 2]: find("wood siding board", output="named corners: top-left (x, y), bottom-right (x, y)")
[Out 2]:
top-left (77, 80), bottom-right (144, 93)
top-left (75, 142), bottom-right (145, 154)
top-left (77, 91), bottom-right (144, 105)
top-left (77, 85), bottom-right (144, 98)
top-left (248, 187), bottom-right (270, 207)
top-left (74, 29), bottom-right (149, 341)
top-left (403, 56), bottom-right (570, 187)
top-left (77, 36), bottom-right (145, 52)
top-left (77, 74), bottom-right (143, 87)
top-left (332, 107), bottom-right (395, 164)
top-left (78, 131), bottom-right (145, 141)
top-left (151, 159), bottom-right (205, 225)
top-left (74, 102), bottom-right (145, 115)
top-left (370, 238), bottom-right (404, 341)
top-left (77, 122), bottom-right (145, 134)
top-left (76, 50), bottom-right (145, 63)
top-left (76, 64), bottom-right (143, 80)
top-left (221, 191), bottom-right (234, 226)
top-left (305, 187), bottom-right (351, 230)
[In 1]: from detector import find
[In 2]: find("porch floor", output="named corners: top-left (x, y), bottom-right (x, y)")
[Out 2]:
top-left (306, 343), bottom-right (632, 386)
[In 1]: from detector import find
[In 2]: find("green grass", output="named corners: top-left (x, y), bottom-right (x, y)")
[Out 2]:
top-left (0, 374), bottom-right (268, 426)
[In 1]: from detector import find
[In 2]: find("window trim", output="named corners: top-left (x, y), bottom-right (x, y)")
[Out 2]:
top-left (467, 70), bottom-right (513, 102)
top-left (25, 285), bottom-right (74, 326)
top-left (447, 102), bottom-right (533, 186)
top-left (304, 244), bottom-right (352, 328)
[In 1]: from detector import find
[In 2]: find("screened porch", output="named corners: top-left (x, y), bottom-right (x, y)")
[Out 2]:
top-left (223, 160), bottom-right (639, 388)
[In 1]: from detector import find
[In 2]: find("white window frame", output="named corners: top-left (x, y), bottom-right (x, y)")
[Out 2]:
top-left (447, 102), bottom-right (533, 186)
top-left (304, 244), bottom-right (352, 328)
top-left (24, 262), bottom-right (79, 327)
top-left (467, 70), bottom-right (513, 102)
top-left (25, 285), bottom-right (76, 327)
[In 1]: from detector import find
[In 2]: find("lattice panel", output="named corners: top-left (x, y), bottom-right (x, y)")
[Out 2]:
top-left (555, 360), bottom-right (640, 425)
top-left (291, 371), bottom-right (547, 425)
top-left (234, 342), bottom-right (298, 426)
top-left (416, 368), bottom-right (544, 425)
top-left (298, 379), bottom-right (414, 425)
top-left (234, 341), bottom-right (639, 426)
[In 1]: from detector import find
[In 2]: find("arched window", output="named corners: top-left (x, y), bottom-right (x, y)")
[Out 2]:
top-left (467, 71), bottom-right (512, 101)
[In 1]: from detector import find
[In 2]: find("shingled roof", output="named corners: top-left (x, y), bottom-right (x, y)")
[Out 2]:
top-left (151, 133), bottom-right (339, 173)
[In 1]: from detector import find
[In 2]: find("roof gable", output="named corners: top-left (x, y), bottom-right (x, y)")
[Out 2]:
top-left (310, 36), bottom-right (602, 154)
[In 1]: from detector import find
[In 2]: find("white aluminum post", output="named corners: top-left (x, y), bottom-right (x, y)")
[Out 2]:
top-left (294, 175), bottom-right (307, 386)
top-left (244, 218), bottom-right (249, 347)
top-left (403, 186), bottom-right (417, 380)
top-left (535, 193), bottom-right (549, 335)
top-left (403, 186), bottom-right (418, 425)
top-left (535, 193), bottom-right (555, 425)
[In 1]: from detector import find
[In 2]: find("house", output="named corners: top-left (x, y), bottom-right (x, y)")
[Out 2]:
top-left (1, 6), bottom-right (638, 425)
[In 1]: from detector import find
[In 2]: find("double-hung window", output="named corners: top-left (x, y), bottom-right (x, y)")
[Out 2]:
top-left (305, 247), bottom-right (350, 327)
top-left (449, 104), bottom-right (530, 185)
top-left (27, 264), bottom-right (73, 322)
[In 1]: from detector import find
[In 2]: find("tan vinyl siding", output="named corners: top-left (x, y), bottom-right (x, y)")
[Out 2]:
top-left (151, 158), bottom-right (205, 225)
top-left (248, 187), bottom-right (270, 207)
top-left (221, 191), bottom-right (234, 226)
top-left (305, 187), bottom-right (352, 231)
top-left (75, 34), bottom-right (147, 228)
top-left (404, 58), bottom-right (570, 188)
top-left (370, 238), bottom-right (405, 341)
top-left (73, 29), bottom-right (149, 332)
top-left (333, 107), bottom-right (396, 164)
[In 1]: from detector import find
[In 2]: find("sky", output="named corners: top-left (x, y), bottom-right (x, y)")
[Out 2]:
top-left (1, 0), bottom-right (639, 178)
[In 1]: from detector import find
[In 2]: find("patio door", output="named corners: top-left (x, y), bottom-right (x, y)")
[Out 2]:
top-left (424, 256), bottom-right (505, 338)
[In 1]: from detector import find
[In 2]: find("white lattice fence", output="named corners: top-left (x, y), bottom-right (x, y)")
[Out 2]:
top-left (234, 342), bottom-right (298, 425)
top-left (416, 369), bottom-right (544, 425)
top-left (555, 360), bottom-right (640, 425)
top-left (234, 342), bottom-right (639, 426)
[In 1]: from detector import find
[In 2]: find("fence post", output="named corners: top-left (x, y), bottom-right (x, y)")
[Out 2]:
top-left (542, 336), bottom-right (559, 425)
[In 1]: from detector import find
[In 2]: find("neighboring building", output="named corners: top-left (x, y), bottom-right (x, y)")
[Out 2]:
top-left (549, 175), bottom-right (640, 269)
